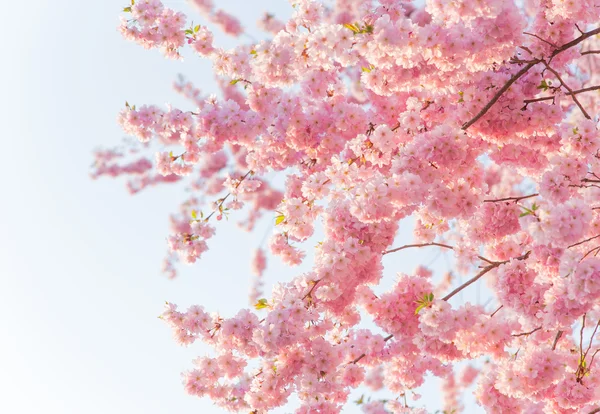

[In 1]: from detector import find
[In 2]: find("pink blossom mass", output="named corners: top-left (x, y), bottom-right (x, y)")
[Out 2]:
top-left (93, 0), bottom-right (600, 412)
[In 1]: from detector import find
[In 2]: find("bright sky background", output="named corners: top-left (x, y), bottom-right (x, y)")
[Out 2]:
top-left (0, 1), bottom-right (484, 413)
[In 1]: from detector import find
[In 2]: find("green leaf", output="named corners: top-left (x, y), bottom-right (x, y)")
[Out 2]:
top-left (194, 24), bottom-right (201, 33)
top-left (414, 292), bottom-right (434, 315)
top-left (537, 79), bottom-right (549, 91)
top-left (123, 6), bottom-right (132, 12)
top-left (415, 303), bottom-right (427, 315)
top-left (250, 50), bottom-right (257, 55)
top-left (275, 214), bottom-right (285, 225)
top-left (361, 66), bottom-right (371, 73)
top-left (191, 210), bottom-right (197, 219)
top-left (519, 211), bottom-right (531, 217)
top-left (230, 79), bottom-right (240, 85)
top-left (185, 29), bottom-right (194, 35)
top-left (131, 0), bottom-right (135, 4)
top-left (354, 395), bottom-right (364, 405)
top-left (254, 298), bottom-right (269, 310)
top-left (343, 23), bottom-right (360, 33)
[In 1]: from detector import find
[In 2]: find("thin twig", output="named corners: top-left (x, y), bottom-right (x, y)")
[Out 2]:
top-left (569, 234), bottom-right (600, 249)
top-left (204, 170), bottom-right (254, 221)
top-left (523, 85), bottom-right (600, 105)
top-left (542, 61), bottom-right (591, 119)
top-left (351, 334), bottom-right (394, 364)
top-left (483, 193), bottom-right (538, 203)
top-left (384, 242), bottom-right (454, 255)
top-left (490, 305), bottom-right (503, 318)
top-left (302, 279), bottom-right (322, 300)
top-left (442, 264), bottom-right (500, 301)
top-left (442, 251), bottom-right (530, 301)
top-left (512, 326), bottom-right (542, 337)
top-left (523, 31), bottom-right (557, 48)
top-left (552, 331), bottom-right (563, 350)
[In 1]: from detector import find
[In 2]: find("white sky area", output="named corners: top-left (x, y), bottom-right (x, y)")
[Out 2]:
top-left (0, 1), bottom-right (484, 413)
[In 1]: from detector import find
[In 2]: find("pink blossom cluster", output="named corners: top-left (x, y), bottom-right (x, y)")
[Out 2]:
top-left (94, 0), bottom-right (600, 412)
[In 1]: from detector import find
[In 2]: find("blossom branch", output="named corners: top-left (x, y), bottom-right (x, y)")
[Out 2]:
top-left (461, 60), bottom-right (539, 130)
top-left (384, 242), bottom-right (454, 255)
top-left (552, 331), bottom-right (563, 350)
top-left (462, 26), bottom-right (600, 130)
top-left (442, 251), bottom-right (530, 301)
top-left (512, 326), bottom-right (542, 337)
top-left (542, 61), bottom-right (591, 119)
top-left (204, 170), bottom-right (254, 221)
top-left (351, 334), bottom-right (394, 364)
top-left (568, 234), bottom-right (600, 249)
top-left (523, 85), bottom-right (600, 106)
top-left (483, 193), bottom-right (538, 203)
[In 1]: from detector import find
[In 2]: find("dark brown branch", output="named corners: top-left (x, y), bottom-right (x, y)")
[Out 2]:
top-left (442, 251), bottom-right (530, 302)
top-left (461, 26), bottom-right (600, 130)
top-left (490, 305), bottom-right (503, 318)
top-left (523, 31), bottom-right (557, 48)
top-left (384, 242), bottom-right (454, 255)
top-left (302, 279), bottom-right (322, 300)
top-left (483, 193), bottom-right (538, 203)
top-left (552, 331), bottom-right (563, 350)
top-left (550, 27), bottom-right (600, 58)
top-left (442, 264), bottom-right (500, 301)
top-left (582, 50), bottom-right (600, 55)
top-left (461, 61), bottom-right (539, 130)
top-left (512, 326), bottom-right (542, 337)
top-left (523, 85), bottom-right (600, 105)
top-left (569, 234), bottom-right (600, 249)
top-left (351, 334), bottom-right (394, 364)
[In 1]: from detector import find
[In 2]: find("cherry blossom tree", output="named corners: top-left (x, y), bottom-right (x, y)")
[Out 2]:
top-left (93, 0), bottom-right (600, 412)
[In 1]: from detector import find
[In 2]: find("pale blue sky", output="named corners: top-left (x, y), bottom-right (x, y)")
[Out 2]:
top-left (0, 1), bottom-right (482, 413)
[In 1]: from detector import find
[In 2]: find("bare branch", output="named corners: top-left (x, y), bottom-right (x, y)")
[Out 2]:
top-left (490, 305), bottom-right (503, 318)
top-left (569, 234), bottom-right (600, 249)
top-left (523, 31), bottom-right (557, 48)
top-left (542, 61), bottom-right (591, 119)
top-left (552, 331), bottom-right (563, 350)
top-left (384, 242), bottom-right (453, 255)
top-left (523, 85), bottom-right (600, 105)
top-left (512, 326), bottom-right (542, 337)
top-left (484, 193), bottom-right (538, 203)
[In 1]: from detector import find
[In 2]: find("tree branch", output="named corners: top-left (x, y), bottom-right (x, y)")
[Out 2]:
top-left (384, 242), bottom-right (454, 255)
top-left (542, 61), bottom-right (591, 119)
top-left (552, 331), bottom-right (563, 350)
top-left (461, 61), bottom-right (539, 130)
top-left (512, 326), bottom-right (542, 337)
top-left (523, 85), bottom-right (600, 105)
top-left (483, 193), bottom-right (538, 203)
